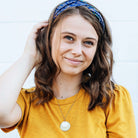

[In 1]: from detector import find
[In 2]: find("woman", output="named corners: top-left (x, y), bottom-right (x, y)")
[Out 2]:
top-left (0, 0), bottom-right (136, 137)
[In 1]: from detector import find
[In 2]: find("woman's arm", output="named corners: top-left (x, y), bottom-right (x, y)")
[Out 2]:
top-left (0, 22), bottom-right (48, 128)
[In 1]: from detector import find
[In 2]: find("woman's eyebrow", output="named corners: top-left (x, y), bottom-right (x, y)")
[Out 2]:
top-left (85, 37), bottom-right (98, 42)
top-left (61, 31), bottom-right (76, 36)
top-left (61, 31), bottom-right (97, 42)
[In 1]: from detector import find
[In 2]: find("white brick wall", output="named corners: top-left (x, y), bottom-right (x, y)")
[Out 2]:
top-left (0, 0), bottom-right (137, 137)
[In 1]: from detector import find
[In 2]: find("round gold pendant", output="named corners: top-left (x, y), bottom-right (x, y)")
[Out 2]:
top-left (60, 121), bottom-right (70, 131)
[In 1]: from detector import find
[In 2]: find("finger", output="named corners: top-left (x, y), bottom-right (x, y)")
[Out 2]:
top-left (39, 20), bottom-right (48, 23)
top-left (33, 22), bottom-right (48, 30)
top-left (31, 22), bottom-right (48, 34)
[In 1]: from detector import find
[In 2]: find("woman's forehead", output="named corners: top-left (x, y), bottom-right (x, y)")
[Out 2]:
top-left (55, 14), bottom-right (98, 40)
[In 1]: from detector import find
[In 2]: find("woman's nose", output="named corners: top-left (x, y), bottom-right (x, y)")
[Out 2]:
top-left (71, 42), bottom-right (82, 56)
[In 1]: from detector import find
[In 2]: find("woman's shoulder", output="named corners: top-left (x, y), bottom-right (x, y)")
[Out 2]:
top-left (113, 84), bottom-right (131, 101)
top-left (106, 84), bottom-right (133, 114)
top-left (105, 84), bottom-right (136, 137)
top-left (19, 87), bottom-right (36, 101)
top-left (21, 87), bottom-right (36, 93)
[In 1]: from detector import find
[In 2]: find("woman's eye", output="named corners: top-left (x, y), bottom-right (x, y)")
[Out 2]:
top-left (84, 41), bottom-right (94, 46)
top-left (64, 36), bottom-right (74, 41)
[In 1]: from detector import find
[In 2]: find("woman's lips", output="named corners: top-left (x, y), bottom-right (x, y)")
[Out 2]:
top-left (64, 57), bottom-right (83, 66)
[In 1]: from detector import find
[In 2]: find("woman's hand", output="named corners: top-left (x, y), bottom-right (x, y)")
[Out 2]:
top-left (23, 22), bottom-right (48, 67)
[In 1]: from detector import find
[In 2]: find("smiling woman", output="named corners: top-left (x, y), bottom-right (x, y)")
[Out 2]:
top-left (0, 0), bottom-right (136, 138)
top-left (51, 14), bottom-right (98, 76)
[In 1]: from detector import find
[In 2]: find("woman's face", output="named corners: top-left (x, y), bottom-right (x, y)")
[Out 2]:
top-left (51, 14), bottom-right (98, 77)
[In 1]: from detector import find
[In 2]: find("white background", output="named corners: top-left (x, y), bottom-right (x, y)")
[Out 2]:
top-left (0, 0), bottom-right (138, 137)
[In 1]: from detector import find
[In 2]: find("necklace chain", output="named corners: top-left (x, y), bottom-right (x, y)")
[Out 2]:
top-left (55, 88), bottom-right (81, 131)
top-left (56, 92), bottom-right (79, 121)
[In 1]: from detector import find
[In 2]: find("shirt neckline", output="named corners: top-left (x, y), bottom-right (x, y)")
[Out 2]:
top-left (50, 88), bottom-right (85, 105)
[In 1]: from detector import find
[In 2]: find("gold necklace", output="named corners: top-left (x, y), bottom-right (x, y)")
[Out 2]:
top-left (56, 91), bottom-right (79, 131)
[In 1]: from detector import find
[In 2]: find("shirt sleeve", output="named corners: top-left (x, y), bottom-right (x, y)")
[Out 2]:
top-left (105, 85), bottom-right (136, 138)
top-left (1, 88), bottom-right (33, 133)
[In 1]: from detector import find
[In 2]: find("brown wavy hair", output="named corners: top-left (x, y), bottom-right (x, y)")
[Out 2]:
top-left (31, 1), bottom-right (115, 111)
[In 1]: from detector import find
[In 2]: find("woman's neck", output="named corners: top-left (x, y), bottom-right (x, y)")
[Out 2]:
top-left (52, 73), bottom-right (82, 99)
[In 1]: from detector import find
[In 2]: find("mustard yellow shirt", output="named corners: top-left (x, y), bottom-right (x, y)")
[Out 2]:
top-left (1, 85), bottom-right (136, 138)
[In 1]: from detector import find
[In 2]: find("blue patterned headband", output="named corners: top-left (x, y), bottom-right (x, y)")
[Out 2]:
top-left (53, 0), bottom-right (105, 31)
